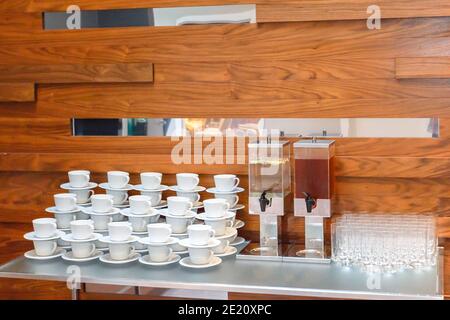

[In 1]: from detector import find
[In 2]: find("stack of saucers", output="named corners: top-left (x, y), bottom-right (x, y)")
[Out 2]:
top-left (23, 218), bottom-right (66, 260)
top-left (158, 196), bottom-right (197, 255)
top-left (206, 174), bottom-right (246, 231)
top-left (196, 199), bottom-right (238, 257)
top-left (99, 171), bottom-right (133, 209)
top-left (120, 195), bottom-right (160, 253)
top-left (179, 225), bottom-right (222, 269)
top-left (169, 173), bottom-right (206, 210)
top-left (138, 223), bottom-right (180, 266)
top-left (60, 170), bottom-right (97, 215)
top-left (99, 222), bottom-right (140, 264)
top-left (81, 194), bottom-right (121, 231)
top-left (61, 220), bottom-right (103, 262)
top-left (133, 172), bottom-right (169, 209)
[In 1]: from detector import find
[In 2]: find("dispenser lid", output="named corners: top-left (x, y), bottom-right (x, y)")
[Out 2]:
top-left (293, 139), bottom-right (335, 148)
top-left (248, 140), bottom-right (290, 148)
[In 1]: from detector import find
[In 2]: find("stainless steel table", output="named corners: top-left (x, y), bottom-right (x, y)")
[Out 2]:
top-left (0, 247), bottom-right (443, 300)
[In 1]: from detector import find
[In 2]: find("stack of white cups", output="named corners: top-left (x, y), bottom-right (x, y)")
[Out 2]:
top-left (61, 170), bottom-right (97, 217)
top-left (60, 220), bottom-right (102, 262)
top-left (98, 222), bottom-right (139, 263)
top-left (23, 218), bottom-right (66, 259)
top-left (138, 223), bottom-right (180, 265)
top-left (135, 172), bottom-right (168, 208)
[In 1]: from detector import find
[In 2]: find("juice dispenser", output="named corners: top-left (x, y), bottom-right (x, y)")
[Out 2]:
top-left (238, 140), bottom-right (291, 261)
top-left (288, 138), bottom-right (335, 263)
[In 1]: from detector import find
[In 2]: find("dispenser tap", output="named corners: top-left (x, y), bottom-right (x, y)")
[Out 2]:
top-left (303, 192), bottom-right (317, 213)
top-left (259, 190), bottom-right (272, 212)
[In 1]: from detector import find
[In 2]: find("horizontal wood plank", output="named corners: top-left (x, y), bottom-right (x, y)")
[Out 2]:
top-left (396, 57), bottom-right (450, 79)
top-left (0, 83), bottom-right (35, 102)
top-left (0, 63), bottom-right (153, 83)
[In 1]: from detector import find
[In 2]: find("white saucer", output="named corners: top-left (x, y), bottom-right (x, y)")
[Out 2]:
top-left (99, 253), bottom-right (140, 264)
top-left (179, 238), bottom-right (221, 249)
top-left (233, 219), bottom-right (245, 229)
top-left (135, 248), bottom-right (148, 253)
top-left (206, 187), bottom-right (244, 194)
top-left (173, 249), bottom-right (189, 255)
top-left (62, 250), bottom-right (103, 262)
top-left (195, 211), bottom-right (235, 221)
top-left (179, 256), bottom-right (222, 269)
top-left (100, 235), bottom-right (139, 244)
top-left (99, 183), bottom-right (134, 191)
top-left (132, 231), bottom-right (149, 236)
top-left (215, 227), bottom-right (238, 240)
top-left (138, 237), bottom-right (178, 246)
top-left (215, 246), bottom-right (238, 257)
top-left (153, 200), bottom-right (168, 209)
top-left (139, 254), bottom-right (181, 266)
top-left (120, 207), bottom-right (159, 218)
top-left (169, 185), bottom-right (206, 193)
top-left (45, 206), bottom-right (82, 214)
top-left (24, 230), bottom-right (65, 241)
top-left (81, 206), bottom-right (121, 216)
top-left (158, 208), bottom-right (197, 219)
top-left (171, 232), bottom-right (188, 237)
top-left (78, 202), bottom-right (92, 207)
top-left (113, 201), bottom-right (130, 208)
top-left (134, 184), bottom-right (169, 192)
top-left (60, 182), bottom-right (97, 190)
top-left (230, 236), bottom-right (246, 246)
top-left (61, 233), bottom-right (102, 243)
top-left (229, 204), bottom-right (245, 211)
top-left (24, 248), bottom-right (66, 260)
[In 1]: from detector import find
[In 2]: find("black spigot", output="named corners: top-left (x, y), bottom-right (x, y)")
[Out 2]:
top-left (259, 190), bottom-right (272, 212)
top-left (303, 192), bottom-right (317, 213)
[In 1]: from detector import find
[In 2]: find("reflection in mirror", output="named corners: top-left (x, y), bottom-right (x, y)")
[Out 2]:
top-left (72, 118), bottom-right (439, 138)
top-left (43, 5), bottom-right (256, 29)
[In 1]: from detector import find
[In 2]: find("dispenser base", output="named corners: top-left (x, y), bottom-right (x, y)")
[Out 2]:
top-left (282, 244), bottom-right (331, 264)
top-left (236, 242), bottom-right (283, 262)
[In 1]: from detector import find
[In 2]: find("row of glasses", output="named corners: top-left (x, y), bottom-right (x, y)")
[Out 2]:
top-left (331, 214), bottom-right (437, 273)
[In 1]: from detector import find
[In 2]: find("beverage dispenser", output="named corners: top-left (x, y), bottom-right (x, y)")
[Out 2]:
top-left (288, 139), bottom-right (335, 263)
top-left (238, 140), bottom-right (291, 261)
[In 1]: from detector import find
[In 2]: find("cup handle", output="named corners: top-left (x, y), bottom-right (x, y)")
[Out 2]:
top-left (89, 243), bottom-right (96, 256)
top-left (51, 241), bottom-right (58, 255)
top-left (208, 250), bottom-right (213, 260)
top-left (108, 199), bottom-right (114, 207)
top-left (233, 177), bottom-right (240, 189)
top-left (226, 220), bottom-right (233, 227)
top-left (124, 175), bottom-right (130, 186)
top-left (209, 229), bottom-right (216, 238)
top-left (121, 193), bottom-right (129, 203)
top-left (223, 240), bottom-right (230, 248)
top-left (195, 194), bottom-right (201, 202)
top-left (128, 246), bottom-right (136, 259)
top-left (88, 224), bottom-right (95, 233)
top-left (146, 200), bottom-right (153, 210)
top-left (51, 222), bottom-right (58, 231)
top-left (187, 202), bottom-right (193, 210)
top-left (83, 174), bottom-right (90, 184)
top-left (232, 195), bottom-right (239, 208)
top-left (88, 190), bottom-right (95, 199)
top-left (167, 247), bottom-right (173, 257)
top-left (194, 176), bottom-right (200, 186)
top-left (156, 194), bottom-right (163, 204)
top-left (108, 217), bottom-right (113, 223)
top-left (224, 203), bottom-right (230, 211)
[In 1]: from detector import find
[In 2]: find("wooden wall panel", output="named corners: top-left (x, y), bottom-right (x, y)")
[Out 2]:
top-left (0, 63), bottom-right (154, 83)
top-left (0, 3), bottom-right (449, 299)
top-left (0, 83), bottom-right (35, 102)
top-left (396, 57), bottom-right (450, 79)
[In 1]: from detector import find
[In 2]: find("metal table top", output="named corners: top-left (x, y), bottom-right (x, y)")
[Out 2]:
top-left (0, 247), bottom-right (443, 300)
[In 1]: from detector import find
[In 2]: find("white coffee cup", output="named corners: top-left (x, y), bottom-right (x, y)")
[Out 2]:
top-left (91, 194), bottom-right (114, 213)
top-left (106, 189), bottom-right (129, 205)
top-left (91, 215), bottom-right (113, 231)
top-left (212, 240), bottom-right (230, 254)
top-left (176, 191), bottom-right (200, 203)
top-left (203, 199), bottom-right (230, 218)
top-left (70, 220), bottom-right (94, 240)
top-left (107, 171), bottom-right (130, 189)
top-left (129, 195), bottom-right (152, 214)
top-left (108, 222), bottom-right (133, 242)
top-left (187, 225), bottom-right (215, 246)
top-left (167, 196), bottom-right (193, 216)
top-left (165, 215), bottom-right (193, 234)
top-left (205, 218), bottom-right (233, 236)
top-left (128, 215), bottom-right (153, 232)
top-left (214, 174), bottom-right (240, 192)
top-left (109, 243), bottom-right (135, 261)
top-left (53, 212), bottom-right (76, 229)
top-left (69, 189), bottom-right (94, 204)
top-left (72, 242), bottom-right (96, 259)
top-left (54, 193), bottom-right (77, 211)
top-left (188, 247), bottom-right (213, 265)
top-left (139, 191), bottom-right (162, 206)
top-left (141, 172), bottom-right (162, 190)
top-left (147, 223), bottom-right (172, 243)
top-left (148, 246), bottom-right (173, 262)
top-left (33, 240), bottom-right (58, 256)
top-left (176, 173), bottom-right (199, 191)
top-left (68, 170), bottom-right (90, 188)
top-left (214, 193), bottom-right (239, 208)
top-left (33, 218), bottom-right (57, 238)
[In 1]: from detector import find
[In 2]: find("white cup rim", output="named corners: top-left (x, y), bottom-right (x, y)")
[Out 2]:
top-left (33, 218), bottom-right (56, 224)
top-left (108, 171), bottom-right (129, 176)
